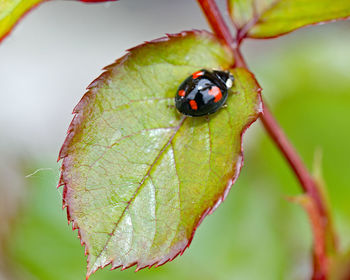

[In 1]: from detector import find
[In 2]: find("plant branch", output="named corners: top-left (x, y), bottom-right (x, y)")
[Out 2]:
top-left (261, 103), bottom-right (326, 216)
top-left (197, 0), bottom-right (236, 51)
top-left (196, 0), bottom-right (335, 279)
top-left (196, 0), bottom-right (327, 215)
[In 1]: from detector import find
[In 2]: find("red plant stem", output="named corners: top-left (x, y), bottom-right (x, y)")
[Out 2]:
top-left (230, 23), bottom-right (329, 224)
top-left (261, 104), bottom-right (326, 215)
top-left (197, 0), bottom-right (236, 51)
top-left (196, 0), bottom-right (328, 216)
top-left (262, 103), bottom-right (329, 280)
top-left (196, 0), bottom-right (332, 279)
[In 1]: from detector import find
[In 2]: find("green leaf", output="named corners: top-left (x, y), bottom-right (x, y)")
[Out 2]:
top-left (228, 0), bottom-right (350, 39)
top-left (58, 30), bottom-right (261, 278)
top-left (0, 0), bottom-right (43, 43)
top-left (0, 0), bottom-right (116, 43)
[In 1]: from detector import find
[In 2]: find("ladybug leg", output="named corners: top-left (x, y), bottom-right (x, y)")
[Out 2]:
top-left (167, 104), bottom-right (176, 109)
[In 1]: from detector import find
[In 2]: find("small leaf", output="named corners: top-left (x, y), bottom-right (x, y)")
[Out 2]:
top-left (312, 150), bottom-right (338, 255)
top-left (59, 30), bottom-right (262, 278)
top-left (228, 0), bottom-right (350, 39)
top-left (0, 0), bottom-right (117, 43)
top-left (288, 195), bottom-right (328, 274)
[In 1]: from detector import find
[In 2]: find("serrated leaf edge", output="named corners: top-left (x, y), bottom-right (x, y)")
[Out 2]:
top-left (58, 30), bottom-right (262, 278)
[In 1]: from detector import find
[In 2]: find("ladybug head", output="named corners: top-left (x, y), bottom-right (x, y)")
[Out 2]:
top-left (213, 70), bottom-right (234, 89)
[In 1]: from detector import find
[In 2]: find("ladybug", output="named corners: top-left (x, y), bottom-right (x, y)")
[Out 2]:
top-left (175, 69), bottom-right (234, 117)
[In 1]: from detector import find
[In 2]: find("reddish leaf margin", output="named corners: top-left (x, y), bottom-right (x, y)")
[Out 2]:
top-left (57, 30), bottom-right (262, 277)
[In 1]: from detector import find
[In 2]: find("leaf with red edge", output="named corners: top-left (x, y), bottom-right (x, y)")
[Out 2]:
top-left (228, 0), bottom-right (350, 39)
top-left (58, 30), bottom-right (262, 278)
top-left (0, 0), bottom-right (117, 43)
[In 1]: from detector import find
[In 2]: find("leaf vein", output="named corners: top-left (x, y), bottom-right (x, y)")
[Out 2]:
top-left (91, 116), bottom-right (187, 267)
top-left (207, 118), bottom-right (222, 181)
top-left (238, 0), bottom-right (281, 38)
top-left (167, 142), bottom-right (183, 253)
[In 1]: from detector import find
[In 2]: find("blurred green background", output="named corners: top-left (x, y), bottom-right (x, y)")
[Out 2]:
top-left (1, 1), bottom-right (350, 280)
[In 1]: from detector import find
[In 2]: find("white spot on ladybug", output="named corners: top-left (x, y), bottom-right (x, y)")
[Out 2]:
top-left (226, 78), bottom-right (233, 88)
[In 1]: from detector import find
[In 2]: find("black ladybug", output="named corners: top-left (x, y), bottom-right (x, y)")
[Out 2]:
top-left (175, 69), bottom-right (234, 117)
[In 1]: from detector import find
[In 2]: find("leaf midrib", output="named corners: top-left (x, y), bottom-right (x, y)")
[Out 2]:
top-left (91, 116), bottom-right (187, 267)
top-left (238, 0), bottom-right (281, 37)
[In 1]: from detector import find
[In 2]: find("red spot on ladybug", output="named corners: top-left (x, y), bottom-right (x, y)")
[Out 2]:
top-left (178, 90), bottom-right (186, 97)
top-left (208, 86), bottom-right (222, 103)
top-left (192, 71), bottom-right (204, 79)
top-left (175, 69), bottom-right (234, 117)
top-left (189, 100), bottom-right (198, 110)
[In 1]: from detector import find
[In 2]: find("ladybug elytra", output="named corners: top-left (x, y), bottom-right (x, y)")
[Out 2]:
top-left (175, 69), bottom-right (234, 117)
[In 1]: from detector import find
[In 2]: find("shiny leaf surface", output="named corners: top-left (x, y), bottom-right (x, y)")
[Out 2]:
top-left (228, 0), bottom-right (350, 39)
top-left (58, 31), bottom-right (261, 277)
